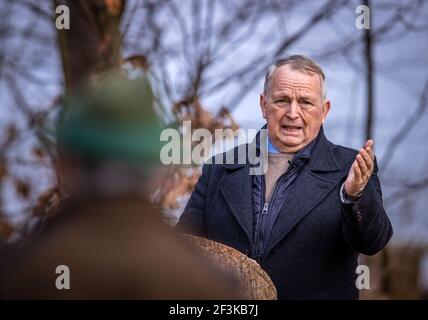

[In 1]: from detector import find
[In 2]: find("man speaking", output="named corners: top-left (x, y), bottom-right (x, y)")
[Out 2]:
top-left (177, 55), bottom-right (393, 299)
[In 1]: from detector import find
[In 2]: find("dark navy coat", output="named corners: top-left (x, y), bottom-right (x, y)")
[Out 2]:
top-left (177, 128), bottom-right (393, 299)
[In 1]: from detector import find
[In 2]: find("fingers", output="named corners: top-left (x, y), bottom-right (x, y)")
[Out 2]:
top-left (359, 148), bottom-right (374, 172)
top-left (356, 154), bottom-right (368, 178)
top-left (346, 140), bottom-right (375, 196)
top-left (363, 139), bottom-right (375, 160)
top-left (365, 147), bottom-right (374, 162)
top-left (353, 159), bottom-right (362, 181)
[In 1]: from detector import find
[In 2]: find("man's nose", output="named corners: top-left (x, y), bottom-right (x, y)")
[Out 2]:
top-left (286, 101), bottom-right (299, 119)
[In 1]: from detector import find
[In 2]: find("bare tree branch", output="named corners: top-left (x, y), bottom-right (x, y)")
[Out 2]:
top-left (384, 176), bottom-right (428, 206)
top-left (205, 0), bottom-right (350, 109)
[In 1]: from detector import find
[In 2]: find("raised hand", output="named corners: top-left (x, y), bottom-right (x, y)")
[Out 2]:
top-left (344, 139), bottom-right (375, 197)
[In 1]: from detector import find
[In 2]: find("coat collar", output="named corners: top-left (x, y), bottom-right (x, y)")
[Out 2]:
top-left (306, 126), bottom-right (341, 173)
top-left (221, 125), bottom-right (340, 173)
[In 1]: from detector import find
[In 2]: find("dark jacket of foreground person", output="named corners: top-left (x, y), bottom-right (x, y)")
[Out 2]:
top-left (178, 128), bottom-right (393, 299)
top-left (0, 195), bottom-right (239, 299)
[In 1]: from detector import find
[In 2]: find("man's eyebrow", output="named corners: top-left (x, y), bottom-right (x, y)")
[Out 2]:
top-left (299, 95), bottom-right (316, 101)
top-left (272, 93), bottom-right (290, 99)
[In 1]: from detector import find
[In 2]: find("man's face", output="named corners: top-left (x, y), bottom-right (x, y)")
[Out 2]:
top-left (260, 65), bottom-right (330, 153)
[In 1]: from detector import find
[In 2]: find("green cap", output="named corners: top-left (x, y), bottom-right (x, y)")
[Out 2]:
top-left (57, 74), bottom-right (163, 165)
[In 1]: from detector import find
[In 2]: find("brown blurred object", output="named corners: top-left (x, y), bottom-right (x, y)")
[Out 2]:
top-left (31, 146), bottom-right (45, 161)
top-left (54, 0), bottom-right (125, 92)
top-left (0, 195), bottom-right (241, 299)
top-left (0, 163), bottom-right (7, 181)
top-left (32, 187), bottom-right (63, 219)
top-left (122, 55), bottom-right (150, 72)
top-left (361, 245), bottom-right (428, 300)
top-left (3, 124), bottom-right (18, 148)
top-left (14, 179), bottom-right (30, 199)
top-left (161, 167), bottom-right (200, 211)
top-left (160, 100), bottom-right (240, 216)
top-left (184, 235), bottom-right (277, 300)
top-left (104, 0), bottom-right (122, 15)
top-left (0, 219), bottom-right (15, 240)
top-left (173, 97), bottom-right (239, 135)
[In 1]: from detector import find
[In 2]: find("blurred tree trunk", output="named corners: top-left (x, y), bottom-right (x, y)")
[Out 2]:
top-left (53, 0), bottom-right (126, 93)
top-left (364, 0), bottom-right (373, 141)
top-left (362, 0), bottom-right (391, 299)
top-left (42, 0), bottom-right (126, 218)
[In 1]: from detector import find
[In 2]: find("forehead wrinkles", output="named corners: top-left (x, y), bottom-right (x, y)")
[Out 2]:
top-left (270, 70), bottom-right (321, 97)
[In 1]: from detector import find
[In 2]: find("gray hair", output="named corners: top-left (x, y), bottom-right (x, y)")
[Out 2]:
top-left (263, 55), bottom-right (326, 99)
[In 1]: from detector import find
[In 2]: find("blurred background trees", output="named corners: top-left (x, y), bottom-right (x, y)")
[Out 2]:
top-left (0, 0), bottom-right (427, 298)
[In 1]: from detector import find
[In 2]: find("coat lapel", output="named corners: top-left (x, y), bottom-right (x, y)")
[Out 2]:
top-left (217, 132), bottom-right (266, 246)
top-left (219, 164), bottom-right (253, 245)
top-left (264, 130), bottom-right (345, 257)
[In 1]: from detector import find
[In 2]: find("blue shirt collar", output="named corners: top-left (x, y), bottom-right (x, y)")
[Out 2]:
top-left (265, 126), bottom-right (323, 161)
top-left (267, 136), bottom-right (280, 154)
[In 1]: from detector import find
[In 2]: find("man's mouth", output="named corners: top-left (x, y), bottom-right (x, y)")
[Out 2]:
top-left (282, 125), bottom-right (302, 133)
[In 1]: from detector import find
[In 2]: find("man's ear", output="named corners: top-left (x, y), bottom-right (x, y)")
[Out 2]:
top-left (321, 99), bottom-right (330, 124)
top-left (260, 94), bottom-right (267, 119)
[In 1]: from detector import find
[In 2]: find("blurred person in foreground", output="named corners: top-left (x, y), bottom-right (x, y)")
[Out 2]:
top-left (178, 55), bottom-right (393, 299)
top-left (0, 73), bottom-right (238, 299)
